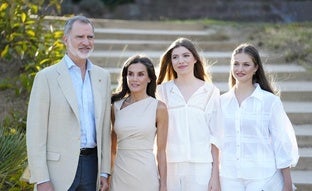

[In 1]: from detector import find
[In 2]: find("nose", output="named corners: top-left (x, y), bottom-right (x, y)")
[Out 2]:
top-left (81, 37), bottom-right (92, 45)
top-left (236, 64), bottom-right (243, 71)
top-left (129, 74), bottom-right (138, 81)
top-left (177, 56), bottom-right (184, 64)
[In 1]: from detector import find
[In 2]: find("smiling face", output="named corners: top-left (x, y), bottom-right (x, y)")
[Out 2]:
top-left (63, 21), bottom-right (94, 65)
top-left (231, 52), bottom-right (258, 85)
top-left (171, 46), bottom-right (197, 77)
top-left (127, 63), bottom-right (151, 94)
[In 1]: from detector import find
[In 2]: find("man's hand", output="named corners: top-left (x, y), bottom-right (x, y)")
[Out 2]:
top-left (99, 176), bottom-right (109, 191)
top-left (37, 181), bottom-right (54, 191)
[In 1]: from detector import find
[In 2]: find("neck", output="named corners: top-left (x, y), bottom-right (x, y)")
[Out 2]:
top-left (234, 82), bottom-right (255, 93)
top-left (234, 82), bottom-right (255, 105)
top-left (67, 53), bottom-right (87, 70)
top-left (175, 75), bottom-right (198, 86)
top-left (127, 93), bottom-right (148, 103)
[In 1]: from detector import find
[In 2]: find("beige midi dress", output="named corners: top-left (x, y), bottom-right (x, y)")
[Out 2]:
top-left (110, 97), bottom-right (159, 191)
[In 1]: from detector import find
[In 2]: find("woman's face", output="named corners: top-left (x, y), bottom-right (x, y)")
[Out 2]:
top-left (231, 53), bottom-right (258, 84)
top-left (126, 63), bottom-right (150, 94)
top-left (171, 46), bottom-right (197, 76)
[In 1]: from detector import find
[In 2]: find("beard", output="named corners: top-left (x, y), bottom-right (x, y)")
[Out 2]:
top-left (67, 41), bottom-right (94, 60)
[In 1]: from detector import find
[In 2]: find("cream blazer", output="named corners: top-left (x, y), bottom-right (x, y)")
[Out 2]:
top-left (26, 58), bottom-right (111, 190)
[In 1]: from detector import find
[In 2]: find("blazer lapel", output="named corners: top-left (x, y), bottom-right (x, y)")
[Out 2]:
top-left (56, 60), bottom-right (80, 120)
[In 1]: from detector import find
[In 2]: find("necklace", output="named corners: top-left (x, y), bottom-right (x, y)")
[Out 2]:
top-left (125, 95), bottom-right (148, 104)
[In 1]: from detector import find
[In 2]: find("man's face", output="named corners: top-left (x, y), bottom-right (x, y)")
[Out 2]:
top-left (63, 21), bottom-right (94, 62)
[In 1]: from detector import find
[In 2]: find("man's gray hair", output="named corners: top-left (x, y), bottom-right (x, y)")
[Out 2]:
top-left (64, 15), bottom-right (94, 36)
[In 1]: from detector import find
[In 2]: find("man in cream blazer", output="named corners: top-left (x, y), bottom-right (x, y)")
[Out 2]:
top-left (26, 16), bottom-right (111, 191)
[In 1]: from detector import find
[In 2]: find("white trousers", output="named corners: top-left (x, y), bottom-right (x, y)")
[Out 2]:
top-left (167, 162), bottom-right (212, 191)
top-left (220, 170), bottom-right (284, 191)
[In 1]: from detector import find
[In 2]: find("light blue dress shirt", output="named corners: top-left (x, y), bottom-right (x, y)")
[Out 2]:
top-left (64, 55), bottom-right (96, 149)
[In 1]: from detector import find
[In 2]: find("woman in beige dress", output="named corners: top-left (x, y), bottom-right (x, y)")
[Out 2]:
top-left (110, 55), bottom-right (168, 191)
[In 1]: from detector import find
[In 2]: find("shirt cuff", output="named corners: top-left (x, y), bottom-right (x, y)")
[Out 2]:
top-left (37, 179), bottom-right (50, 185)
top-left (101, 173), bottom-right (109, 178)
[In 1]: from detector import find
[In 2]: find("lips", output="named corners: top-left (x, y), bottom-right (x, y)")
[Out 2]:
top-left (79, 47), bottom-right (91, 52)
top-left (235, 73), bottom-right (245, 77)
top-left (129, 83), bottom-right (140, 88)
top-left (177, 65), bottom-right (188, 69)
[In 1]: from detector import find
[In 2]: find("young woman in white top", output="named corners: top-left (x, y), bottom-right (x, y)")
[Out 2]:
top-left (156, 37), bottom-right (222, 191)
top-left (220, 43), bottom-right (299, 191)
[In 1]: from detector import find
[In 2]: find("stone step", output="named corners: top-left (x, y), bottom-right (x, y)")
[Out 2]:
top-left (94, 27), bottom-right (219, 41)
top-left (106, 64), bottom-right (312, 101)
top-left (295, 147), bottom-right (312, 170)
top-left (291, 170), bottom-right (312, 191)
top-left (281, 102), bottom-right (312, 125)
top-left (92, 19), bottom-right (207, 31)
top-left (94, 39), bottom-right (239, 51)
top-left (210, 64), bottom-right (309, 79)
top-left (90, 50), bottom-right (286, 67)
top-left (295, 125), bottom-right (312, 148)
top-left (104, 64), bottom-right (311, 83)
top-left (216, 81), bottom-right (312, 102)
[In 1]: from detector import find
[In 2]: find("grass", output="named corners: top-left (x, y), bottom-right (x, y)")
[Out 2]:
top-left (242, 22), bottom-right (312, 69)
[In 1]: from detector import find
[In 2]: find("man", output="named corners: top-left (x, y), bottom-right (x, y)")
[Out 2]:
top-left (26, 15), bottom-right (111, 191)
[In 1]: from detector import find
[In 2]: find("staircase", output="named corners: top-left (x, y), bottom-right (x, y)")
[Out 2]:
top-left (90, 19), bottom-right (312, 190)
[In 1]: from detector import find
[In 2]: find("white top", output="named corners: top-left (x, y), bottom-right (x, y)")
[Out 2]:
top-left (220, 83), bottom-right (299, 179)
top-left (156, 81), bottom-right (222, 163)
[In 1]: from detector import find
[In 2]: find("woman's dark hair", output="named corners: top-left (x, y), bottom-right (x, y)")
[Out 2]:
top-left (111, 55), bottom-right (157, 103)
top-left (229, 43), bottom-right (277, 94)
top-left (157, 37), bottom-right (210, 84)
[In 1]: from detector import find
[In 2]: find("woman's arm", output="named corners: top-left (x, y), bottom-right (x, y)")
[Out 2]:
top-left (209, 144), bottom-right (221, 191)
top-left (281, 167), bottom-right (293, 191)
top-left (110, 105), bottom-right (117, 173)
top-left (156, 101), bottom-right (168, 191)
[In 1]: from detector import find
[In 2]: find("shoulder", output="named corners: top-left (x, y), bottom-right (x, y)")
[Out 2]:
top-left (156, 81), bottom-right (174, 95)
top-left (157, 100), bottom-right (167, 110)
top-left (204, 82), bottom-right (220, 93)
top-left (156, 100), bottom-right (168, 120)
top-left (34, 61), bottom-right (63, 80)
top-left (220, 90), bottom-right (235, 105)
top-left (158, 81), bottom-right (173, 88)
top-left (220, 91), bottom-right (232, 98)
top-left (258, 87), bottom-right (280, 103)
top-left (92, 64), bottom-right (110, 75)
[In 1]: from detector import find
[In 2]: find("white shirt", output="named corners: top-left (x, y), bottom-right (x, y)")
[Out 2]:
top-left (65, 55), bottom-right (96, 149)
top-left (157, 81), bottom-right (222, 163)
top-left (220, 83), bottom-right (299, 179)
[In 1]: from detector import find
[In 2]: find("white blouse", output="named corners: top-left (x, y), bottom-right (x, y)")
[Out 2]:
top-left (220, 83), bottom-right (299, 179)
top-left (156, 81), bottom-right (222, 163)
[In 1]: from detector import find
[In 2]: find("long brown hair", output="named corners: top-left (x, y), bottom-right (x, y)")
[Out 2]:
top-left (157, 37), bottom-right (211, 84)
top-left (229, 43), bottom-right (277, 95)
top-left (111, 55), bottom-right (157, 103)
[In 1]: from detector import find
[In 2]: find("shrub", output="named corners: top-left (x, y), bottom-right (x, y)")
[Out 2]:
top-left (0, 126), bottom-right (30, 190)
top-left (0, 0), bottom-right (65, 95)
top-left (0, 0), bottom-right (65, 190)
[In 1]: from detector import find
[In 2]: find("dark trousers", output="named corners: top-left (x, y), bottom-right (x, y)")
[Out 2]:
top-left (68, 152), bottom-right (98, 191)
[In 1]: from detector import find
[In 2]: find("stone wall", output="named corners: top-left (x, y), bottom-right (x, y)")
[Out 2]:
top-left (62, 0), bottom-right (312, 22)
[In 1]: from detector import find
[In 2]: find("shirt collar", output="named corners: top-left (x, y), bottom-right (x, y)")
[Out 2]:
top-left (228, 83), bottom-right (263, 101)
top-left (250, 83), bottom-right (263, 101)
top-left (167, 80), bottom-right (214, 94)
top-left (64, 54), bottom-right (93, 71)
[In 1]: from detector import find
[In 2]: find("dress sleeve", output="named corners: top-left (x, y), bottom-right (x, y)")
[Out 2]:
top-left (207, 87), bottom-right (223, 149)
top-left (269, 98), bottom-right (299, 168)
